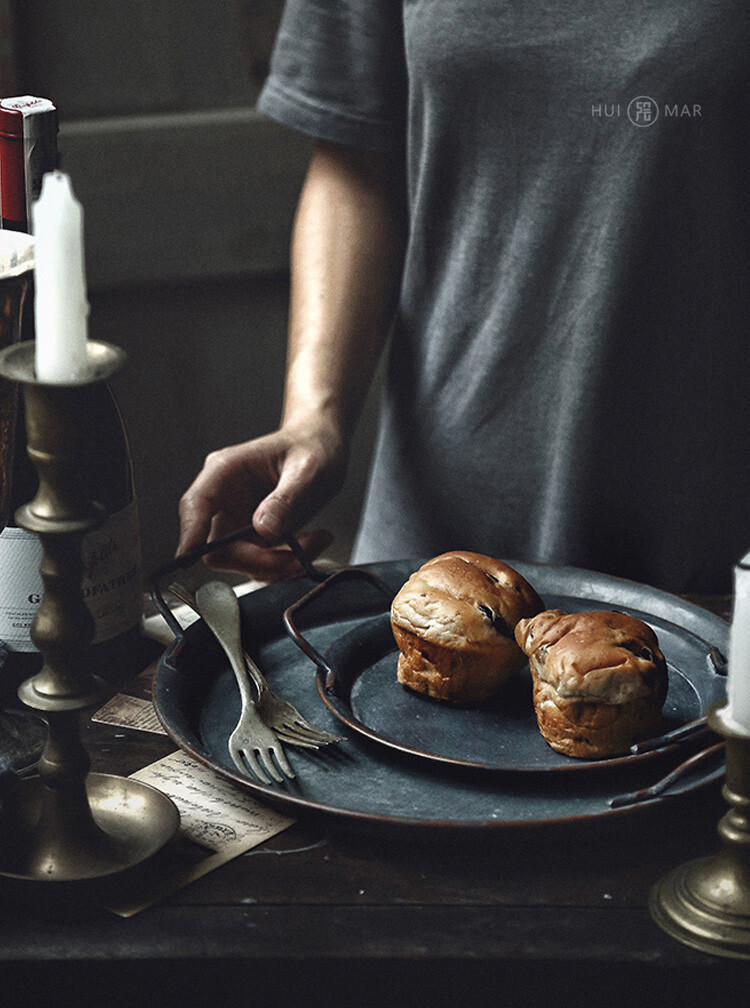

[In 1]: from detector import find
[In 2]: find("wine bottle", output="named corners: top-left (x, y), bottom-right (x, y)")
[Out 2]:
top-left (0, 238), bottom-right (33, 528)
top-left (0, 234), bottom-right (41, 693)
top-left (0, 99), bottom-right (58, 690)
top-left (0, 97), bottom-right (145, 689)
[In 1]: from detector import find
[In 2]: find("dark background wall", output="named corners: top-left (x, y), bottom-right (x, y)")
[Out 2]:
top-left (3, 0), bottom-right (381, 573)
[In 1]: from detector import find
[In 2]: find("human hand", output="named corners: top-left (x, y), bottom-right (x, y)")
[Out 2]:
top-left (176, 423), bottom-right (346, 582)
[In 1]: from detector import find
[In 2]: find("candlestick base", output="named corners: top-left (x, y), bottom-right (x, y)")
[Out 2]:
top-left (0, 773), bottom-right (179, 882)
top-left (650, 705), bottom-right (750, 959)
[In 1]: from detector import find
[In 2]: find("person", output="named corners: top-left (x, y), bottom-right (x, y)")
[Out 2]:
top-left (178, 1), bottom-right (750, 594)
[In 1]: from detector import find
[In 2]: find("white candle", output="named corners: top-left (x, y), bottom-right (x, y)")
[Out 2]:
top-left (726, 549), bottom-right (750, 734)
top-left (32, 171), bottom-right (90, 383)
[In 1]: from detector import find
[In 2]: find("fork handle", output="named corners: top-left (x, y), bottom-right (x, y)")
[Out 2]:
top-left (242, 650), bottom-right (271, 697)
top-left (193, 581), bottom-right (255, 707)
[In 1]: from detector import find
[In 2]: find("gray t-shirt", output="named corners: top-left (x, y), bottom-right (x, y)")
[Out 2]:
top-left (259, 0), bottom-right (750, 592)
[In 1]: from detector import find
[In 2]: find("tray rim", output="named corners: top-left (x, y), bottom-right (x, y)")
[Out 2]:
top-left (153, 557), bottom-right (729, 832)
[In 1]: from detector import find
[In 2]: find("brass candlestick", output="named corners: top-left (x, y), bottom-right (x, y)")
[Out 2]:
top-left (0, 339), bottom-right (178, 882)
top-left (650, 703), bottom-right (750, 958)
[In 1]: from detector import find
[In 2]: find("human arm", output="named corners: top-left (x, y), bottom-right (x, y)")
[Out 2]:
top-left (176, 139), bottom-right (406, 579)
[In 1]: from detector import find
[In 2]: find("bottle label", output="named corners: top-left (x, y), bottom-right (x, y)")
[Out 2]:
top-left (0, 499), bottom-right (142, 652)
top-left (82, 498), bottom-right (143, 644)
top-left (0, 525), bottom-right (43, 651)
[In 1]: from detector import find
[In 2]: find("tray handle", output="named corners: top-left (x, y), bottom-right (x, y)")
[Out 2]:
top-left (148, 522), bottom-right (262, 650)
top-left (150, 527), bottom-right (395, 690)
top-left (283, 565), bottom-right (394, 692)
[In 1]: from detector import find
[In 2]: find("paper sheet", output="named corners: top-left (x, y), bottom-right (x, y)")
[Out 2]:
top-left (92, 693), bottom-right (166, 734)
top-left (103, 750), bottom-right (295, 917)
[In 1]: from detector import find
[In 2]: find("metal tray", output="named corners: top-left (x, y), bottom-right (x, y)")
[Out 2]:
top-left (312, 600), bottom-right (725, 773)
top-left (153, 559), bottom-right (728, 832)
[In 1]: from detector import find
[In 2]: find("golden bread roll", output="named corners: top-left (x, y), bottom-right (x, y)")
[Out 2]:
top-left (390, 551), bottom-right (543, 703)
top-left (514, 609), bottom-right (668, 758)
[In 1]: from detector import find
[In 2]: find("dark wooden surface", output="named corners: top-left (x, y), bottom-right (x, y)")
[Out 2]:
top-left (3, 598), bottom-right (750, 1008)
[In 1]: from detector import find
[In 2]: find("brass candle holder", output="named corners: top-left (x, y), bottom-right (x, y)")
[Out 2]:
top-left (0, 339), bottom-right (178, 882)
top-left (650, 703), bottom-right (750, 958)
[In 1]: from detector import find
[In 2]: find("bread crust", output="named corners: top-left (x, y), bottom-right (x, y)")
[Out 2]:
top-left (390, 552), bottom-right (543, 703)
top-left (514, 609), bottom-right (668, 757)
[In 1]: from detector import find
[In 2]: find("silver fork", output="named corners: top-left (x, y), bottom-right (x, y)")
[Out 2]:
top-left (194, 580), bottom-right (342, 747)
top-left (243, 646), bottom-right (344, 748)
top-left (169, 574), bottom-right (294, 785)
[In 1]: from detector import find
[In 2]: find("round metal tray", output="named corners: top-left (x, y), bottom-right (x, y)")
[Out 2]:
top-left (316, 600), bottom-right (724, 773)
top-left (154, 559), bottom-right (728, 832)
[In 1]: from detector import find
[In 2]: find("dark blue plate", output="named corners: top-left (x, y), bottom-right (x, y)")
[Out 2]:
top-left (318, 595), bottom-right (725, 773)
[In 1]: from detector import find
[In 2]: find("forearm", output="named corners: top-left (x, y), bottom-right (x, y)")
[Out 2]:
top-left (282, 140), bottom-right (406, 442)
top-left (177, 141), bottom-right (405, 569)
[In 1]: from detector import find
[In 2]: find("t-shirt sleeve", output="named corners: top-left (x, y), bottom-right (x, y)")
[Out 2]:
top-left (257, 0), bottom-right (406, 152)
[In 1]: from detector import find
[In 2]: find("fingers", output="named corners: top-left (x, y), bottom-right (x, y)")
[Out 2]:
top-left (204, 527), bottom-right (335, 582)
top-left (176, 494), bottom-right (214, 558)
top-left (176, 443), bottom-right (270, 558)
top-left (176, 431), bottom-right (344, 581)
top-left (252, 441), bottom-right (343, 543)
top-left (251, 452), bottom-right (308, 543)
top-left (253, 491), bottom-right (293, 543)
top-left (176, 469), bottom-right (215, 556)
top-left (177, 468), bottom-right (226, 558)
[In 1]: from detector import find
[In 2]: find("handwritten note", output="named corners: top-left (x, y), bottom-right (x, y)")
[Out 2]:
top-left (104, 750), bottom-right (295, 917)
top-left (133, 751), bottom-right (294, 856)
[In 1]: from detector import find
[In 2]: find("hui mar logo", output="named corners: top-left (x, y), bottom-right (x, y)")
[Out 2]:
top-left (627, 95), bottom-right (659, 126)
top-left (591, 96), bottom-right (702, 125)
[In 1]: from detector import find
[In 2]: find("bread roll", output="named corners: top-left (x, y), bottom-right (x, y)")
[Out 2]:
top-left (390, 551), bottom-right (543, 703)
top-left (514, 609), bottom-right (668, 758)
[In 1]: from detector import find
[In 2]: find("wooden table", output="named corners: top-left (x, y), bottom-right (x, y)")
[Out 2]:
top-left (2, 598), bottom-right (750, 1008)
